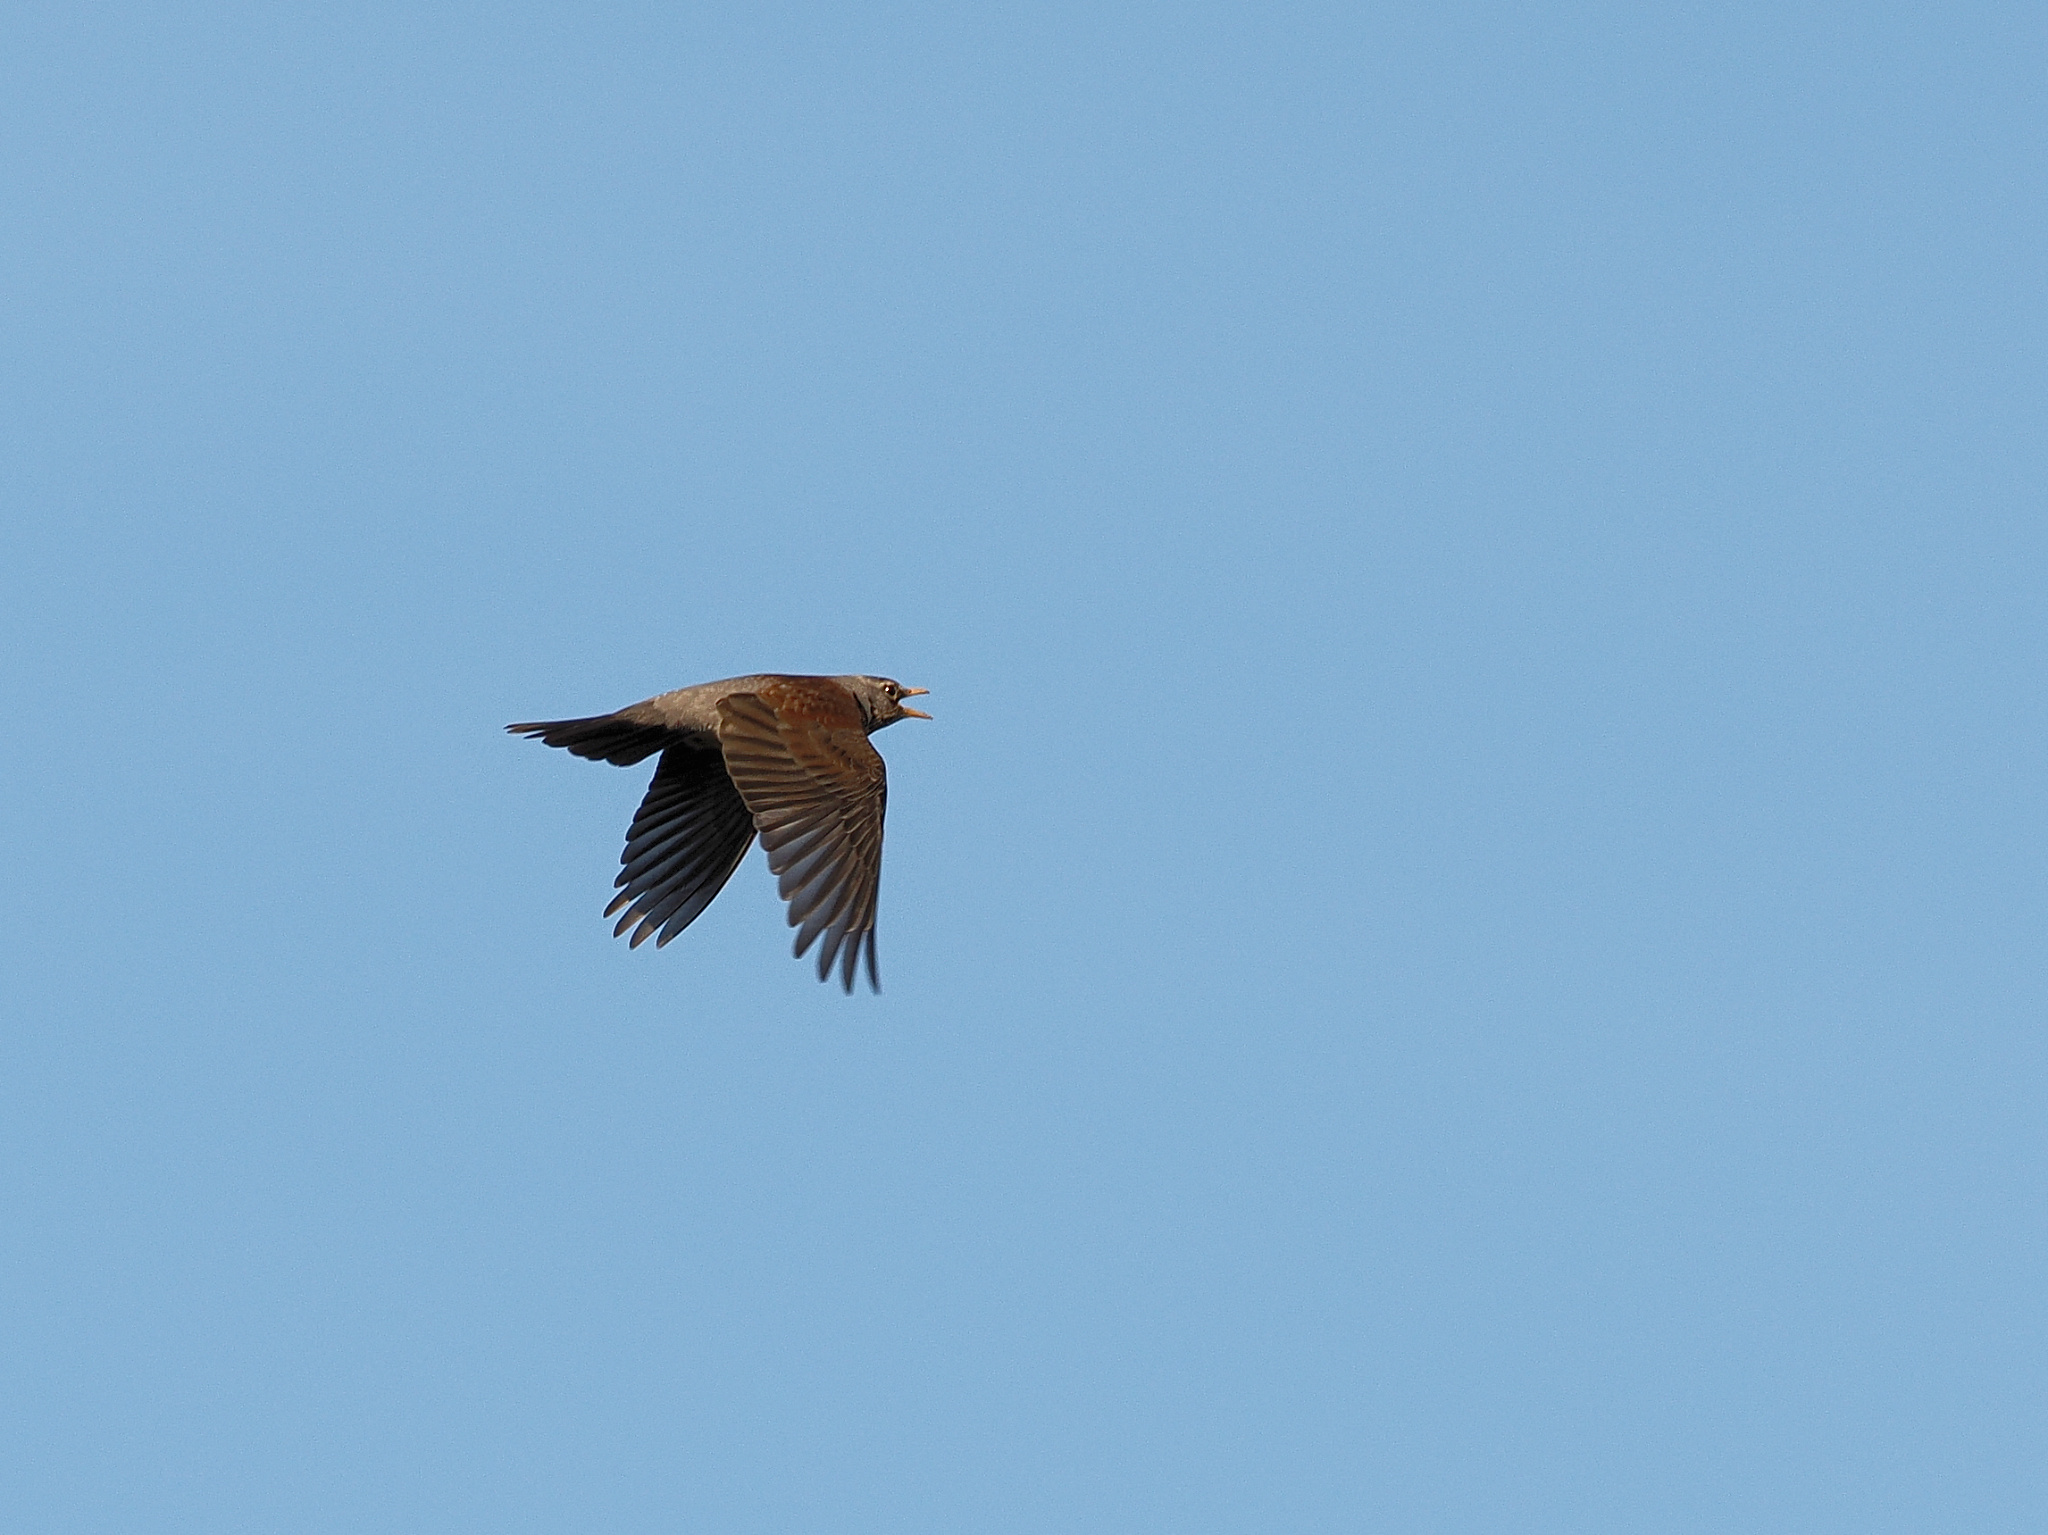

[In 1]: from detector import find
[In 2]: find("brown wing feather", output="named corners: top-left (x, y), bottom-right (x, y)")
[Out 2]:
top-left (602, 745), bottom-right (757, 949)
top-left (716, 683), bottom-right (888, 992)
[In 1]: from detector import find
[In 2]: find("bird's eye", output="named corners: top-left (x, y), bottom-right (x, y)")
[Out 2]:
top-left (885, 683), bottom-right (897, 698)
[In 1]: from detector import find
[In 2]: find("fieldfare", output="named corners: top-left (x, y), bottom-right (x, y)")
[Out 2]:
top-left (510, 673), bottom-right (929, 992)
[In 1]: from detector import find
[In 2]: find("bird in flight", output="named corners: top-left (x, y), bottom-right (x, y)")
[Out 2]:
top-left (509, 674), bottom-right (930, 992)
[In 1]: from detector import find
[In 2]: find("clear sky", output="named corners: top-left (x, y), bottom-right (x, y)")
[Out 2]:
top-left (3, 3), bottom-right (2042, 1530)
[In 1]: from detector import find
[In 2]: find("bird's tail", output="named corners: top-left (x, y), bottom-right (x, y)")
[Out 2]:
top-left (505, 714), bottom-right (671, 766)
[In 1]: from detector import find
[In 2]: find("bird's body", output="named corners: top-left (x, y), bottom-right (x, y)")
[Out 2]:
top-left (510, 673), bottom-right (928, 992)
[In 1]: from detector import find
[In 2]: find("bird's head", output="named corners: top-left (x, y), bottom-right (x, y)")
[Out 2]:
top-left (844, 676), bottom-right (932, 730)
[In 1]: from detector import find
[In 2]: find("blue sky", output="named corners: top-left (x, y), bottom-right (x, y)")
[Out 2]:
top-left (3, 3), bottom-right (2043, 1529)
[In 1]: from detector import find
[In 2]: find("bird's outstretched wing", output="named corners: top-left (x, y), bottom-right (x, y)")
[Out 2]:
top-left (603, 745), bottom-right (758, 948)
top-left (716, 681), bottom-right (887, 992)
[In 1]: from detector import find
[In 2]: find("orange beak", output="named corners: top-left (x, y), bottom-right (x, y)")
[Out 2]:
top-left (900, 686), bottom-right (932, 719)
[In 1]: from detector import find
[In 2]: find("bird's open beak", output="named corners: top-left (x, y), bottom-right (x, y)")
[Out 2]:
top-left (900, 686), bottom-right (932, 719)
